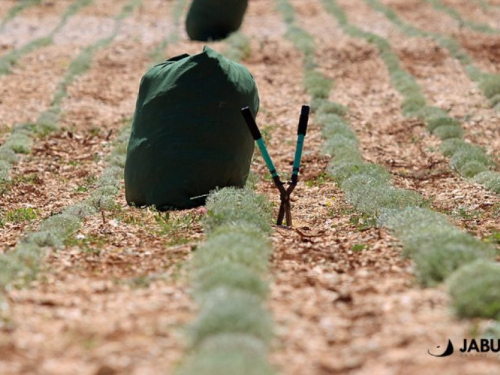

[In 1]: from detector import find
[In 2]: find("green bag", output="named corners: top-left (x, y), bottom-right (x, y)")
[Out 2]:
top-left (124, 46), bottom-right (259, 210)
top-left (186, 0), bottom-right (248, 41)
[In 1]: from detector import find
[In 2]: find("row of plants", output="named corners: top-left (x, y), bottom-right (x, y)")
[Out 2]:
top-left (279, 0), bottom-right (500, 322)
top-left (0, 0), bottom-right (141, 191)
top-left (475, 0), bottom-right (489, 10)
top-left (0, 0), bottom-right (193, 287)
top-left (0, 0), bottom-right (94, 76)
top-left (327, 0), bottom-right (500, 321)
top-left (425, 0), bottom-right (500, 34)
top-left (148, 0), bottom-right (187, 63)
top-left (0, 123), bottom-right (129, 315)
top-left (363, 0), bottom-right (500, 110)
top-left (0, 0), bottom-right (148, 315)
top-left (176, 188), bottom-right (275, 375)
top-left (0, 0), bottom-right (42, 33)
top-left (480, 0), bottom-right (500, 10)
top-left (321, 0), bottom-right (500, 196)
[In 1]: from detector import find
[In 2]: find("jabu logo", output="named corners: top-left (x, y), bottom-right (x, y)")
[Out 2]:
top-left (428, 339), bottom-right (500, 357)
top-left (428, 339), bottom-right (454, 357)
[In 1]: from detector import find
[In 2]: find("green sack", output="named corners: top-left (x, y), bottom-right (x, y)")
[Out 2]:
top-left (186, 0), bottom-right (248, 41)
top-left (124, 46), bottom-right (259, 210)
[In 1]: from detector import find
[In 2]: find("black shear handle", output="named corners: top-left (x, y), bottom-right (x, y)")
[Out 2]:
top-left (298, 105), bottom-right (310, 136)
top-left (241, 106), bottom-right (262, 141)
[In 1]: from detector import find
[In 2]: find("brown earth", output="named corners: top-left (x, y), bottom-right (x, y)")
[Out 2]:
top-left (0, 1), bottom-right (73, 53)
top-left (0, 0), bottom-right (500, 374)
top-left (380, 0), bottom-right (500, 75)
top-left (441, 0), bottom-right (500, 29)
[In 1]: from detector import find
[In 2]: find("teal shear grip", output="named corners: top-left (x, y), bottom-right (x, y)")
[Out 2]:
top-left (256, 138), bottom-right (279, 179)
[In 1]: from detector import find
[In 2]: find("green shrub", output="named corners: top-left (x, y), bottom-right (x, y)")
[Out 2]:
top-left (316, 100), bottom-right (347, 116)
top-left (413, 233), bottom-right (495, 286)
top-left (304, 70), bottom-right (332, 99)
top-left (426, 117), bottom-right (461, 133)
top-left (92, 185), bottom-right (120, 198)
top-left (192, 231), bottom-right (270, 274)
top-left (14, 241), bottom-right (44, 266)
top-left (378, 207), bottom-right (453, 256)
top-left (432, 124), bottom-right (464, 140)
top-left (99, 165), bottom-right (123, 182)
top-left (0, 254), bottom-right (28, 288)
top-left (379, 207), bottom-right (495, 279)
top-left (484, 322), bottom-right (500, 339)
top-left (188, 288), bottom-right (274, 348)
top-left (0, 242), bottom-right (44, 287)
top-left (465, 64), bottom-right (483, 82)
top-left (379, 207), bottom-right (448, 233)
top-left (459, 161), bottom-right (488, 178)
top-left (0, 0), bottom-right (43, 31)
top-left (193, 263), bottom-right (268, 301)
top-left (4, 207), bottom-right (38, 223)
top-left (36, 109), bottom-right (60, 135)
top-left (105, 153), bottom-right (126, 168)
top-left (415, 106), bottom-right (448, 121)
top-left (490, 94), bottom-right (500, 106)
top-left (0, 160), bottom-right (11, 182)
top-left (479, 75), bottom-right (500, 98)
top-left (440, 138), bottom-right (467, 156)
top-left (391, 70), bottom-right (420, 96)
top-left (276, 0), bottom-right (295, 24)
top-left (39, 213), bottom-right (81, 240)
top-left (323, 135), bottom-right (359, 156)
top-left (177, 333), bottom-right (275, 375)
top-left (2, 132), bottom-right (32, 154)
top-left (88, 194), bottom-right (117, 211)
top-left (316, 112), bottom-right (345, 127)
top-left (225, 32), bottom-right (251, 62)
top-left (344, 182), bottom-right (423, 215)
top-left (203, 188), bottom-right (272, 234)
top-left (319, 116), bottom-right (357, 141)
top-left (450, 146), bottom-right (489, 174)
top-left (402, 94), bottom-right (427, 116)
top-left (285, 25), bottom-right (314, 56)
top-left (327, 145), bottom-right (363, 165)
top-left (380, 50), bottom-right (400, 72)
top-left (448, 260), bottom-right (500, 319)
top-left (63, 202), bottom-right (98, 219)
top-left (0, 148), bottom-right (19, 164)
top-left (473, 171), bottom-right (500, 193)
top-left (310, 98), bottom-right (328, 113)
top-left (329, 162), bottom-right (388, 185)
top-left (96, 175), bottom-right (118, 189)
top-left (22, 230), bottom-right (63, 248)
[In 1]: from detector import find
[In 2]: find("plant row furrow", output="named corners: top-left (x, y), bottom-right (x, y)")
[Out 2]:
top-left (321, 0), bottom-right (500, 321)
top-left (0, 0), bottom-right (94, 76)
top-left (0, 0), bottom-right (42, 33)
top-left (364, 0), bottom-right (500, 109)
top-left (0, 0), bottom-right (139, 192)
top-left (277, 0), bottom-right (500, 321)
top-left (322, 0), bottom-right (500, 197)
top-left (425, 0), bottom-right (500, 34)
top-left (1, 0), bottom-right (191, 288)
top-left (176, 188), bottom-right (275, 375)
top-left (0, 0), bottom-right (147, 313)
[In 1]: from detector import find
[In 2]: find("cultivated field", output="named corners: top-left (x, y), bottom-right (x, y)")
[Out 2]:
top-left (1, 0), bottom-right (500, 374)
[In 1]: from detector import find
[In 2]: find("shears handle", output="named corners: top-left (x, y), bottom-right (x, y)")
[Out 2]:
top-left (241, 107), bottom-right (280, 181)
top-left (291, 105), bottom-right (310, 184)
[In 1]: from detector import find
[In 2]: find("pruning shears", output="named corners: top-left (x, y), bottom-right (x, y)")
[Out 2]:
top-left (241, 105), bottom-right (310, 227)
